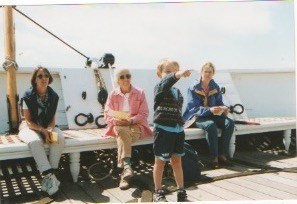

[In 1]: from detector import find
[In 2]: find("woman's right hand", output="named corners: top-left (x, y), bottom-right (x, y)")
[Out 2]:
top-left (210, 106), bottom-right (223, 115)
top-left (41, 129), bottom-right (52, 144)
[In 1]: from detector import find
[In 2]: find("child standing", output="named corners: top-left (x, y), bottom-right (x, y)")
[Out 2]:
top-left (153, 59), bottom-right (191, 202)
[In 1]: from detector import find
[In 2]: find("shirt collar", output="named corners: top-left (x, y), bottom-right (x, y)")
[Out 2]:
top-left (114, 85), bottom-right (136, 95)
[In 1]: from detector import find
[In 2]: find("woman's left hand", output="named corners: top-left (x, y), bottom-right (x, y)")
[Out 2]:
top-left (221, 106), bottom-right (230, 114)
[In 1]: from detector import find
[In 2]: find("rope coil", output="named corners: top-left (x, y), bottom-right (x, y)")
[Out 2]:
top-left (2, 58), bottom-right (18, 71)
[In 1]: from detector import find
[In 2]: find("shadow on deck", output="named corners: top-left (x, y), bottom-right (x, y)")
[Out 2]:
top-left (1, 131), bottom-right (296, 203)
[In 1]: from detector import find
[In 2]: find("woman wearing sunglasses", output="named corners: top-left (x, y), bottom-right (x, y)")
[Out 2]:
top-left (18, 66), bottom-right (65, 196)
top-left (104, 68), bottom-right (152, 190)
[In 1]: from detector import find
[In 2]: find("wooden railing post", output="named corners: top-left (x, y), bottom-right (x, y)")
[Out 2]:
top-left (4, 6), bottom-right (19, 133)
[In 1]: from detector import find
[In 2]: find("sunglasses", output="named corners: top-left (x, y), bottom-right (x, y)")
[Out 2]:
top-left (37, 74), bottom-right (50, 79)
top-left (119, 74), bottom-right (131, 80)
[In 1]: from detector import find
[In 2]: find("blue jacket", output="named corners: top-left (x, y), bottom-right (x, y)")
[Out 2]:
top-left (21, 86), bottom-right (59, 128)
top-left (183, 79), bottom-right (224, 123)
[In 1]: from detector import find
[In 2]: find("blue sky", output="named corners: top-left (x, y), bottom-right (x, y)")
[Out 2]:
top-left (0, 1), bottom-right (295, 70)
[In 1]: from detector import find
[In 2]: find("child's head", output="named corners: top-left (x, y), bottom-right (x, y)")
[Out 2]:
top-left (157, 59), bottom-right (180, 78)
top-left (200, 62), bottom-right (216, 75)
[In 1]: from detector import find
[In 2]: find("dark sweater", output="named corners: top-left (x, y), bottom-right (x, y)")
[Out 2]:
top-left (153, 73), bottom-right (184, 127)
top-left (21, 86), bottom-right (59, 128)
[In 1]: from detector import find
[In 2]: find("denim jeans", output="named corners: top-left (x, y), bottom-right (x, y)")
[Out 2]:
top-left (195, 115), bottom-right (234, 159)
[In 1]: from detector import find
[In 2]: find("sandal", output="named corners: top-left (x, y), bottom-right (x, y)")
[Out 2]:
top-left (211, 161), bottom-right (220, 169)
top-left (219, 158), bottom-right (233, 167)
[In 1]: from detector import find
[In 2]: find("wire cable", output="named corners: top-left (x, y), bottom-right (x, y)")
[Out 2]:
top-left (13, 7), bottom-right (89, 60)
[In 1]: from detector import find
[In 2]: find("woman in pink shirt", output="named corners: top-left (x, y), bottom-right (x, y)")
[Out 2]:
top-left (104, 68), bottom-right (152, 190)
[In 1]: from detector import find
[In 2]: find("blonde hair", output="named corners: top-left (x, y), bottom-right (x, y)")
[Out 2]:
top-left (157, 59), bottom-right (179, 72)
top-left (201, 62), bottom-right (216, 74)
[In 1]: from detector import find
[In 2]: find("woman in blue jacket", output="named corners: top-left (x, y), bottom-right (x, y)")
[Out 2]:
top-left (183, 62), bottom-right (234, 169)
top-left (19, 66), bottom-right (65, 195)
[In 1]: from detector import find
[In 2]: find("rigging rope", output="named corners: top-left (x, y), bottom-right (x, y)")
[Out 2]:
top-left (13, 7), bottom-right (89, 60)
top-left (2, 58), bottom-right (18, 71)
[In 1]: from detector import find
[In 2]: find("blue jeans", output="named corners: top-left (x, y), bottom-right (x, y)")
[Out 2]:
top-left (195, 115), bottom-right (234, 159)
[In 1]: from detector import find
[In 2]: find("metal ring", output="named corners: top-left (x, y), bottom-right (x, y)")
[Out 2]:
top-left (95, 115), bottom-right (107, 128)
top-left (74, 113), bottom-right (94, 126)
top-left (230, 104), bottom-right (244, 114)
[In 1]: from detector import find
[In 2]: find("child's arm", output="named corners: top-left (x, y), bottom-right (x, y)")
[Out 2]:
top-left (175, 70), bottom-right (191, 79)
top-left (154, 73), bottom-right (177, 97)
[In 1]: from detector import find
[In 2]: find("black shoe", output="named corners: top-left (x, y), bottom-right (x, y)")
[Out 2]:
top-left (219, 158), bottom-right (233, 167)
top-left (177, 189), bottom-right (190, 202)
top-left (153, 189), bottom-right (168, 202)
top-left (211, 161), bottom-right (220, 169)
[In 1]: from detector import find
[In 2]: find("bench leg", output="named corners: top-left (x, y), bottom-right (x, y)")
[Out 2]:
top-left (69, 152), bottom-right (80, 183)
top-left (283, 129), bottom-right (291, 152)
top-left (229, 134), bottom-right (236, 159)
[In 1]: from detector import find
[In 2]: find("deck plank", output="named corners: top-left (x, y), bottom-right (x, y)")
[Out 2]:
top-left (78, 181), bottom-right (112, 203)
top-left (197, 182), bottom-right (249, 200)
top-left (98, 178), bottom-right (138, 203)
top-left (202, 168), bottom-right (239, 178)
top-left (258, 173), bottom-right (297, 188)
top-left (213, 179), bottom-right (276, 200)
top-left (186, 186), bottom-right (226, 201)
top-left (2, 144), bottom-right (297, 203)
top-left (276, 172), bottom-right (297, 182)
top-left (59, 181), bottom-right (98, 204)
top-left (242, 174), bottom-right (297, 196)
top-left (227, 176), bottom-right (296, 200)
top-left (235, 151), bottom-right (295, 169)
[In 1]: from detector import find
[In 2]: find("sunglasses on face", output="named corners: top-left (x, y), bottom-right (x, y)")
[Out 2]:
top-left (37, 74), bottom-right (50, 79)
top-left (119, 74), bottom-right (131, 80)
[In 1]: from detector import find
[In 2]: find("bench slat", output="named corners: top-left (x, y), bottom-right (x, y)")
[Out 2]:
top-left (0, 117), bottom-right (295, 161)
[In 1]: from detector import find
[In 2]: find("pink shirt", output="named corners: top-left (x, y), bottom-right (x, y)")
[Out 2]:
top-left (104, 85), bottom-right (153, 138)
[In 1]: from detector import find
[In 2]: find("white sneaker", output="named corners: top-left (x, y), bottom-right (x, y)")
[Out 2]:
top-left (41, 173), bottom-right (60, 196)
top-left (41, 174), bottom-right (51, 192)
top-left (122, 166), bottom-right (134, 181)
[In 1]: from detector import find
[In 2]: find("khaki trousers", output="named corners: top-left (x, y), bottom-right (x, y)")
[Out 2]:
top-left (114, 125), bottom-right (141, 168)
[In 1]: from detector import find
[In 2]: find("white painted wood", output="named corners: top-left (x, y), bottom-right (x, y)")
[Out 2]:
top-left (231, 72), bottom-right (296, 118)
top-left (283, 129), bottom-right (292, 152)
top-left (69, 152), bottom-right (80, 183)
top-left (214, 72), bottom-right (249, 120)
top-left (1, 69), bottom-right (295, 133)
top-left (60, 68), bottom-right (102, 129)
top-left (229, 134), bottom-right (236, 158)
top-left (1, 117), bottom-right (295, 182)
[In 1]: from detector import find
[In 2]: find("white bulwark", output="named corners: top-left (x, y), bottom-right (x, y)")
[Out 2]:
top-left (0, 68), bottom-right (296, 182)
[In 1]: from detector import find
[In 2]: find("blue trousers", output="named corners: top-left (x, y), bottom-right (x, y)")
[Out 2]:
top-left (195, 115), bottom-right (234, 159)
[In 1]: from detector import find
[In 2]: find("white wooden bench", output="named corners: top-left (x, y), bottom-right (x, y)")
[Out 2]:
top-left (0, 117), bottom-right (295, 183)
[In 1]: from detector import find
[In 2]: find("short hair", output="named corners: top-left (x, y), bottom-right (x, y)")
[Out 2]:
top-left (30, 65), bottom-right (53, 88)
top-left (201, 62), bottom-right (216, 74)
top-left (157, 59), bottom-right (179, 72)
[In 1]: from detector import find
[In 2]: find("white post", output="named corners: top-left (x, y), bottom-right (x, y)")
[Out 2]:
top-left (283, 129), bottom-right (291, 153)
top-left (108, 63), bottom-right (115, 90)
top-left (229, 134), bottom-right (236, 158)
top-left (69, 152), bottom-right (80, 183)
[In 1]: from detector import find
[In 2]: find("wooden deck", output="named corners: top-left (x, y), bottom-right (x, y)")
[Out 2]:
top-left (1, 132), bottom-right (296, 203)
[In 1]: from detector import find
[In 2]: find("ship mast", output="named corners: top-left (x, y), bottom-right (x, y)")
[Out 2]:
top-left (4, 6), bottom-right (19, 133)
